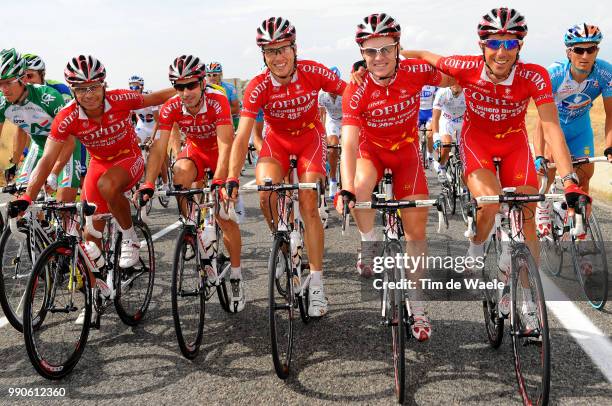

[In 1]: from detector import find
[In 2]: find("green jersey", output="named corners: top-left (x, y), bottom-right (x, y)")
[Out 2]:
top-left (0, 83), bottom-right (65, 148)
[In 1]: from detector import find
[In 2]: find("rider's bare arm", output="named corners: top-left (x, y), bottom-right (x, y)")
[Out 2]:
top-left (51, 135), bottom-right (75, 177)
top-left (142, 88), bottom-right (176, 108)
top-left (25, 137), bottom-right (66, 199)
top-left (340, 125), bottom-right (360, 193)
top-left (144, 129), bottom-right (171, 185)
top-left (228, 117), bottom-right (255, 180)
top-left (604, 97), bottom-right (612, 156)
top-left (213, 124), bottom-right (234, 180)
top-left (537, 102), bottom-right (575, 187)
top-left (431, 108), bottom-right (441, 135)
top-left (11, 127), bottom-right (28, 165)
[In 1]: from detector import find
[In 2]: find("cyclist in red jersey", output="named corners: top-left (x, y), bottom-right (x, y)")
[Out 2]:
top-left (17, 55), bottom-right (174, 268)
top-left (338, 13), bottom-right (453, 342)
top-left (226, 17), bottom-right (346, 318)
top-left (137, 55), bottom-right (245, 312)
top-left (402, 8), bottom-right (591, 310)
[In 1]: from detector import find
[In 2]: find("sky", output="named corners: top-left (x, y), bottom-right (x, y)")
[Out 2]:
top-left (7, 0), bottom-right (611, 90)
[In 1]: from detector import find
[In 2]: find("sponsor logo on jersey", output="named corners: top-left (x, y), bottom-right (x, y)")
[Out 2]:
top-left (517, 69), bottom-right (547, 91)
top-left (40, 92), bottom-right (56, 107)
top-left (108, 92), bottom-right (141, 102)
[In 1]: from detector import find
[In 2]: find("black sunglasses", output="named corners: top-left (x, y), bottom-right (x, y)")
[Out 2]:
top-left (571, 45), bottom-right (599, 55)
top-left (173, 81), bottom-right (201, 91)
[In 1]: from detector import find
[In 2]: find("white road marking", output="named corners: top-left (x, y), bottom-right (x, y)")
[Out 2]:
top-left (541, 273), bottom-right (612, 383)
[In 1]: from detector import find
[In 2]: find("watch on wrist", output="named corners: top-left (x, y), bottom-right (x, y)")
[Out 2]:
top-left (561, 172), bottom-right (579, 185)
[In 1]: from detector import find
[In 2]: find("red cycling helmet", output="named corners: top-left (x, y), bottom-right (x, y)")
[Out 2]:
top-left (355, 13), bottom-right (401, 45)
top-left (168, 55), bottom-right (205, 83)
top-left (64, 55), bottom-right (106, 85)
top-left (256, 17), bottom-right (296, 47)
top-left (477, 7), bottom-right (528, 40)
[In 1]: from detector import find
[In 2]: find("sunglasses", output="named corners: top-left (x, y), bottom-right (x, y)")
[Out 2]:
top-left (262, 44), bottom-right (294, 57)
top-left (129, 84), bottom-right (142, 90)
top-left (206, 73), bottom-right (221, 78)
top-left (0, 78), bottom-right (20, 88)
top-left (360, 42), bottom-right (398, 58)
top-left (25, 72), bottom-right (39, 80)
top-left (173, 81), bottom-right (200, 91)
top-left (571, 45), bottom-right (599, 55)
top-left (71, 83), bottom-right (103, 95)
top-left (481, 39), bottom-right (522, 50)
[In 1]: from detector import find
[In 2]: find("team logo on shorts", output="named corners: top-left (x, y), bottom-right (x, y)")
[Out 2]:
top-left (514, 172), bottom-right (525, 180)
top-left (480, 158), bottom-right (489, 165)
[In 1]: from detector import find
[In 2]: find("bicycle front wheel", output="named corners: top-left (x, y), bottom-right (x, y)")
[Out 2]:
top-left (23, 239), bottom-right (92, 380)
top-left (570, 213), bottom-right (608, 310)
top-left (510, 246), bottom-right (550, 406)
top-left (0, 225), bottom-right (37, 332)
top-left (268, 236), bottom-right (294, 380)
top-left (383, 240), bottom-right (406, 404)
top-left (482, 234), bottom-right (504, 348)
top-left (171, 227), bottom-right (205, 359)
top-left (114, 218), bottom-right (155, 326)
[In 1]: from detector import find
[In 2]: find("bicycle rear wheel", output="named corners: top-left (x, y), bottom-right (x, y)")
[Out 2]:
top-left (114, 218), bottom-right (155, 325)
top-left (268, 236), bottom-right (294, 379)
top-left (570, 213), bottom-right (608, 310)
top-left (482, 235), bottom-right (504, 348)
top-left (455, 164), bottom-right (470, 225)
top-left (540, 210), bottom-right (564, 278)
top-left (171, 227), bottom-right (205, 359)
top-left (23, 239), bottom-right (91, 380)
top-left (510, 246), bottom-right (550, 406)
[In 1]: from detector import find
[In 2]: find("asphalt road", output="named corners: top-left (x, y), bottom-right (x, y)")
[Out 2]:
top-left (0, 166), bottom-right (611, 405)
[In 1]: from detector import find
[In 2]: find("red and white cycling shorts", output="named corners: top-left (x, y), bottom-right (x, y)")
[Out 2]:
top-left (358, 139), bottom-right (428, 200)
top-left (175, 141), bottom-right (219, 183)
top-left (82, 146), bottom-right (144, 214)
top-left (460, 124), bottom-right (538, 189)
top-left (259, 123), bottom-right (327, 177)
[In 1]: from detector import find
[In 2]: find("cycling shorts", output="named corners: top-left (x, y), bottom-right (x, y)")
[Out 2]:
top-left (81, 146), bottom-right (144, 214)
top-left (418, 109), bottom-right (433, 127)
top-left (259, 123), bottom-right (327, 177)
top-left (16, 142), bottom-right (81, 189)
top-left (358, 139), bottom-right (428, 199)
top-left (560, 114), bottom-right (595, 158)
top-left (436, 115), bottom-right (463, 141)
top-left (460, 123), bottom-right (537, 189)
top-left (174, 141), bottom-right (219, 183)
top-left (325, 117), bottom-right (341, 137)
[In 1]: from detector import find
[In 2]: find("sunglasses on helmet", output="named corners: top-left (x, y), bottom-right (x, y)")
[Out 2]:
top-left (481, 39), bottom-right (522, 51)
top-left (571, 45), bottom-right (599, 55)
top-left (173, 80), bottom-right (201, 91)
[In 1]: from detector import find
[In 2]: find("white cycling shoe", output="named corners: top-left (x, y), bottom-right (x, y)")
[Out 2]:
top-left (308, 284), bottom-right (328, 317)
top-left (119, 239), bottom-right (141, 268)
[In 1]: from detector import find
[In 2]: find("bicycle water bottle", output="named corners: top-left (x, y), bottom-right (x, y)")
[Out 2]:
top-left (290, 230), bottom-right (302, 270)
top-left (198, 223), bottom-right (217, 260)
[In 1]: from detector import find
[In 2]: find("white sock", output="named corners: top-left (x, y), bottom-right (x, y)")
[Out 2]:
top-left (310, 270), bottom-right (323, 287)
top-left (230, 266), bottom-right (242, 280)
top-left (120, 225), bottom-right (137, 241)
top-left (468, 241), bottom-right (484, 257)
top-left (360, 229), bottom-right (376, 242)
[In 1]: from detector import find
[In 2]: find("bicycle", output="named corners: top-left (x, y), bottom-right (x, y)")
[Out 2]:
top-left (539, 156), bottom-right (609, 310)
top-left (22, 200), bottom-right (155, 380)
top-left (438, 141), bottom-right (470, 224)
top-left (246, 154), bottom-right (319, 379)
top-left (161, 185), bottom-right (233, 359)
top-left (349, 168), bottom-right (446, 404)
top-left (465, 157), bottom-right (563, 405)
top-left (0, 184), bottom-right (55, 332)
